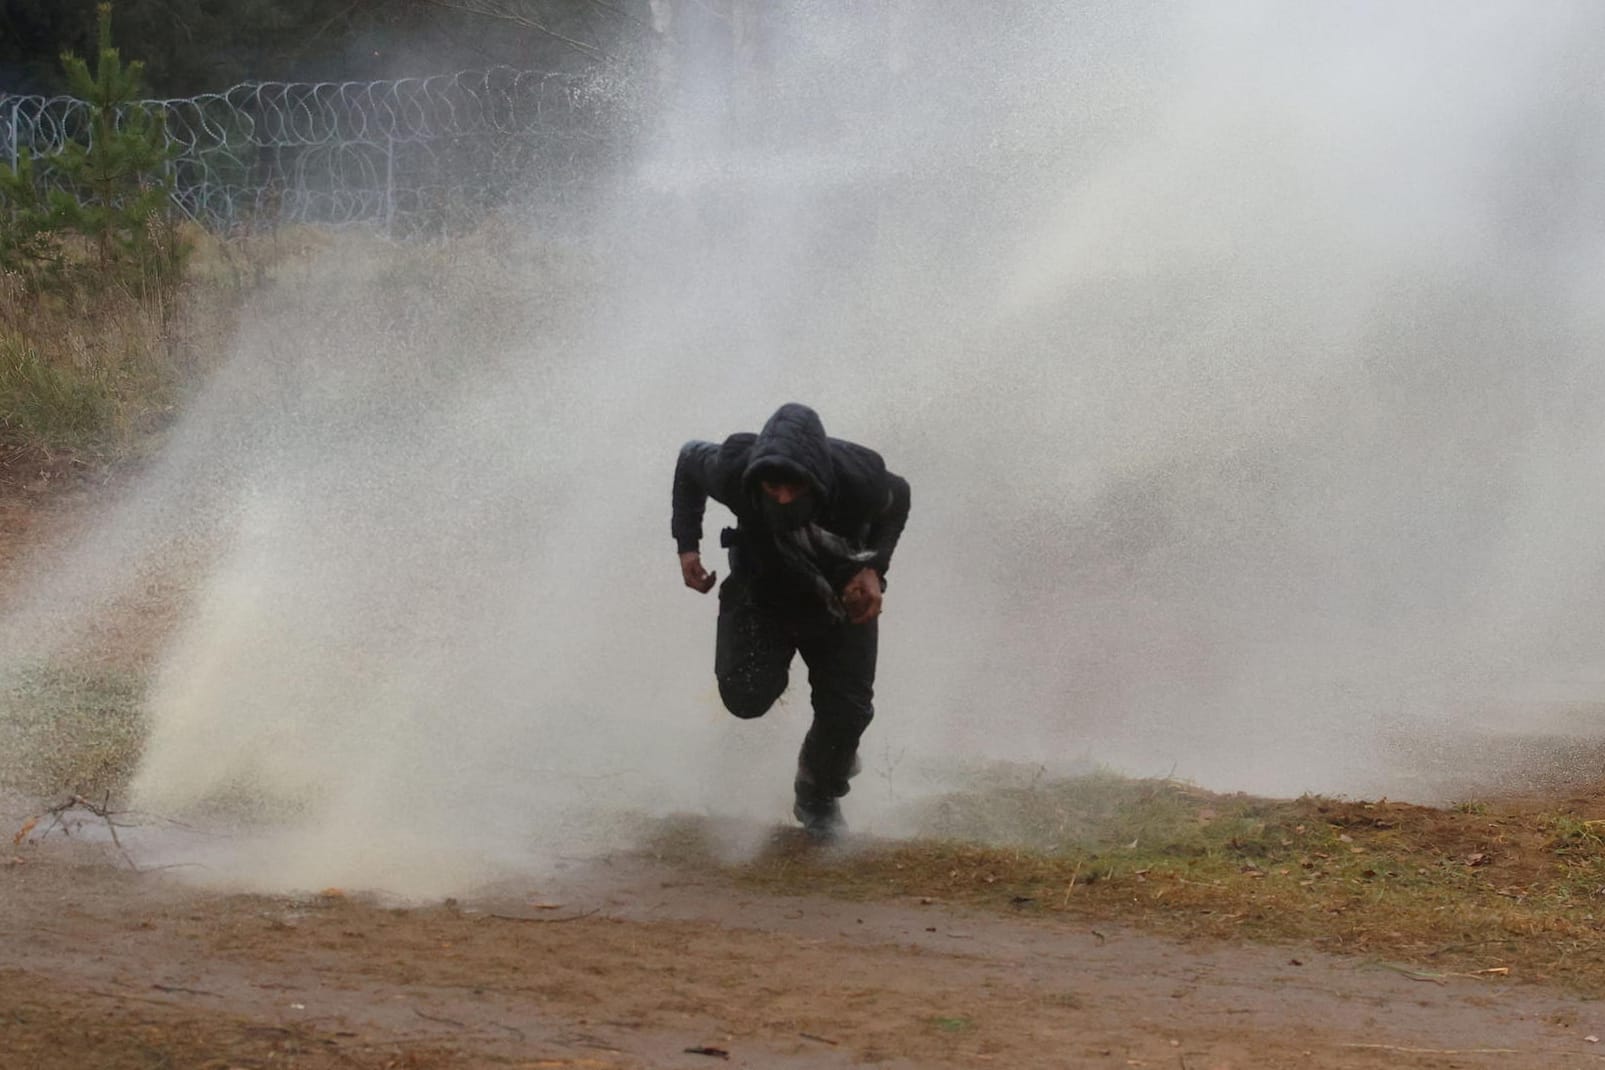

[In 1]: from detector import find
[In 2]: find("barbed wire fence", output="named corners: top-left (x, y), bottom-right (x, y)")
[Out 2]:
top-left (0, 66), bottom-right (627, 238)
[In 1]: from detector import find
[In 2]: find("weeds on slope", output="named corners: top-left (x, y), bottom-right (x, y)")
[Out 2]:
top-left (647, 768), bottom-right (1605, 996)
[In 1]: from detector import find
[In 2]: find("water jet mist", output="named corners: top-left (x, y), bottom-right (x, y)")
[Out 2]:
top-left (6, 1), bottom-right (1605, 893)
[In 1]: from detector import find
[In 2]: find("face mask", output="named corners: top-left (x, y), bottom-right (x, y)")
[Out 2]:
top-left (761, 492), bottom-right (816, 532)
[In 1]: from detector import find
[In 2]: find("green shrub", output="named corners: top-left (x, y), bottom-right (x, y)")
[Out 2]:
top-left (0, 4), bottom-right (191, 449)
top-left (0, 335), bottom-right (116, 444)
top-left (0, 3), bottom-right (187, 302)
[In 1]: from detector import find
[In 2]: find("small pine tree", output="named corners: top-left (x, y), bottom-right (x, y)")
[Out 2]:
top-left (0, 3), bottom-right (186, 299)
top-left (0, 153), bottom-right (64, 277)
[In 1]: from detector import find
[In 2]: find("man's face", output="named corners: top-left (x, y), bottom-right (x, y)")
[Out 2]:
top-left (760, 479), bottom-right (809, 505)
top-left (759, 479), bottom-right (815, 531)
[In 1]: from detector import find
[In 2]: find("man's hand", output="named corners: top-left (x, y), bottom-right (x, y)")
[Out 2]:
top-left (840, 567), bottom-right (883, 624)
top-left (679, 551), bottom-right (717, 594)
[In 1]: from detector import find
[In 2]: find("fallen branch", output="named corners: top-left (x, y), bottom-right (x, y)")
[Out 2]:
top-left (487, 908), bottom-right (600, 923)
top-left (1339, 1045), bottom-right (1518, 1056)
top-left (20, 797), bottom-right (220, 872)
top-left (1061, 861), bottom-right (1082, 907)
top-left (152, 983), bottom-right (218, 997)
top-left (1372, 962), bottom-right (1447, 985)
top-left (40, 793), bottom-right (140, 870)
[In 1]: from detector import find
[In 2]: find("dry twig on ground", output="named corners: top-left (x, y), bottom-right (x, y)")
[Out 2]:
top-left (38, 792), bottom-right (140, 870)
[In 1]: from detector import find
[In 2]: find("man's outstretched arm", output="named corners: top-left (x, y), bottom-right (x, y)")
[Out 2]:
top-left (841, 470), bottom-right (911, 625)
top-left (866, 471), bottom-right (912, 579)
top-left (672, 440), bottom-right (721, 593)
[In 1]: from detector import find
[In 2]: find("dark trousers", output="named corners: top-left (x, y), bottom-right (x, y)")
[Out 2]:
top-left (714, 574), bottom-right (878, 803)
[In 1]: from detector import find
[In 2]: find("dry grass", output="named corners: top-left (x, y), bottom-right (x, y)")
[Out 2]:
top-left (0, 663), bottom-right (146, 797)
top-left (0, 223), bottom-right (342, 463)
top-left (645, 770), bottom-right (1605, 995)
top-left (0, 217), bottom-right (566, 471)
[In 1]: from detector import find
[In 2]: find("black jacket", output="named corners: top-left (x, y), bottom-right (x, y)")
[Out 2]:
top-left (672, 404), bottom-right (912, 587)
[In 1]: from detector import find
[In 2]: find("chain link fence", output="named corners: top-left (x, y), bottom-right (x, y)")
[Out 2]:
top-left (1, 66), bottom-right (625, 237)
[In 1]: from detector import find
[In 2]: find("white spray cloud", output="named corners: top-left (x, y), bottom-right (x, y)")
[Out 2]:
top-left (6, 1), bottom-right (1605, 892)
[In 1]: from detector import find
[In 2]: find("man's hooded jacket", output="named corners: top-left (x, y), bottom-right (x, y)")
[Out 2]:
top-left (672, 403), bottom-right (911, 608)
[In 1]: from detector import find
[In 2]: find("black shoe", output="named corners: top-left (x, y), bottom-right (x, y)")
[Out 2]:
top-left (793, 797), bottom-right (846, 842)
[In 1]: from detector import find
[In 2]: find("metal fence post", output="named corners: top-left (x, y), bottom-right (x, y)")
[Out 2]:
top-left (4, 97), bottom-right (17, 172)
top-left (384, 135), bottom-right (396, 237)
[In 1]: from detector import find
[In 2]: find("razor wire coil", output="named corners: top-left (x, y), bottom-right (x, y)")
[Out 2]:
top-left (0, 67), bottom-right (618, 236)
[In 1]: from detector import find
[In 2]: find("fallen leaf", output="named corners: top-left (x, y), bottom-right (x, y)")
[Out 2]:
top-left (1465, 853), bottom-right (1490, 867)
top-left (12, 817), bottom-right (38, 846)
top-left (319, 887), bottom-right (346, 898)
top-left (1338, 833), bottom-right (1354, 843)
top-left (1380, 964), bottom-right (1447, 985)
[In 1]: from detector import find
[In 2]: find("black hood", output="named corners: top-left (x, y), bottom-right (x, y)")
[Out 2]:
top-left (742, 403), bottom-right (835, 501)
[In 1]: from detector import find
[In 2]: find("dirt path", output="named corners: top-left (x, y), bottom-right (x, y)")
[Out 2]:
top-left (5, 473), bottom-right (1605, 1069)
top-left (4, 817), bottom-right (1603, 1070)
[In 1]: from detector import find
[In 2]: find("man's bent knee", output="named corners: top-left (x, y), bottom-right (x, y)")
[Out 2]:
top-left (718, 674), bottom-right (787, 720)
top-left (813, 690), bottom-right (874, 735)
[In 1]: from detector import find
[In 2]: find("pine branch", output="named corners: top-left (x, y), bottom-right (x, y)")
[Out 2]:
top-left (421, 0), bottom-right (613, 64)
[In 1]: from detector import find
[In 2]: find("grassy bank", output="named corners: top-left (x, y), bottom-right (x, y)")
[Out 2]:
top-left (14, 659), bottom-right (1605, 998)
top-left (0, 226), bottom-right (331, 471)
top-left (650, 769), bottom-right (1605, 995)
top-left (0, 663), bottom-right (146, 797)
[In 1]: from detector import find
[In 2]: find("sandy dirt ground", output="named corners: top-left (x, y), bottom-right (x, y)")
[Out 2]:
top-left (5, 813), bottom-right (1605, 1070)
top-left (5, 474), bottom-right (1605, 1070)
